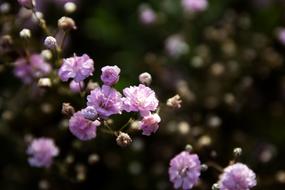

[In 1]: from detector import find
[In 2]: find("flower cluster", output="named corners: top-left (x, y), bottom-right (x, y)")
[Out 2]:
top-left (59, 62), bottom-right (160, 141)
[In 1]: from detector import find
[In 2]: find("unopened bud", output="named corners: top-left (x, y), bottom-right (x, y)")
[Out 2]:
top-left (0, 3), bottom-right (10, 14)
top-left (166, 94), bottom-right (182, 109)
top-left (201, 164), bottom-right (208, 171)
top-left (19, 28), bottom-right (31, 39)
top-left (233, 147), bottom-right (242, 157)
top-left (38, 78), bottom-right (52, 87)
top-left (185, 144), bottom-right (193, 152)
top-left (212, 183), bottom-right (219, 190)
top-left (139, 72), bottom-right (152, 85)
top-left (116, 131), bottom-right (132, 147)
top-left (64, 2), bottom-right (77, 13)
top-left (18, 0), bottom-right (34, 9)
top-left (0, 35), bottom-right (13, 48)
top-left (62, 102), bottom-right (75, 116)
top-left (88, 154), bottom-right (99, 165)
top-left (44, 36), bottom-right (57, 49)
top-left (41, 49), bottom-right (52, 60)
top-left (81, 106), bottom-right (98, 121)
top-left (58, 16), bottom-right (76, 31)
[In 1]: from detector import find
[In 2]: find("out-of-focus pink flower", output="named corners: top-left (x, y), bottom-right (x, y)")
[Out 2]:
top-left (165, 34), bottom-right (189, 58)
top-left (181, 0), bottom-right (208, 13)
top-left (139, 4), bottom-right (157, 25)
top-left (27, 137), bottom-right (59, 168)
top-left (14, 54), bottom-right (51, 84)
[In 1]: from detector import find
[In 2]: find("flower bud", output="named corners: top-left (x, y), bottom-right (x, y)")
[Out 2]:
top-left (116, 131), bottom-right (132, 147)
top-left (64, 2), bottom-right (77, 14)
top-left (139, 72), bottom-right (152, 85)
top-left (62, 102), bottom-right (75, 117)
top-left (0, 3), bottom-right (11, 14)
top-left (19, 28), bottom-right (31, 39)
top-left (81, 106), bottom-right (98, 121)
top-left (38, 78), bottom-right (52, 88)
top-left (233, 147), bottom-right (242, 158)
top-left (185, 144), bottom-right (193, 152)
top-left (0, 35), bottom-right (13, 48)
top-left (18, 0), bottom-right (34, 9)
top-left (166, 94), bottom-right (182, 109)
top-left (41, 49), bottom-right (52, 60)
top-left (58, 16), bottom-right (76, 31)
top-left (212, 183), bottom-right (219, 190)
top-left (44, 36), bottom-right (57, 49)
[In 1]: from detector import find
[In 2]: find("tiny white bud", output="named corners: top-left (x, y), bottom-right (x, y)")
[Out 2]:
top-left (32, 11), bottom-right (43, 23)
top-left (233, 147), bottom-right (242, 157)
top-left (139, 72), bottom-right (152, 85)
top-left (116, 131), bottom-right (132, 147)
top-left (185, 144), bottom-right (193, 152)
top-left (166, 94), bottom-right (182, 109)
top-left (44, 36), bottom-right (57, 49)
top-left (19, 28), bottom-right (31, 39)
top-left (58, 16), bottom-right (76, 31)
top-left (64, 2), bottom-right (77, 13)
top-left (38, 78), bottom-right (52, 87)
top-left (41, 49), bottom-right (52, 60)
top-left (212, 183), bottom-right (219, 190)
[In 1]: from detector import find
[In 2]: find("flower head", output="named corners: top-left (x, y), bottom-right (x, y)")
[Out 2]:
top-left (139, 4), bottom-right (157, 25)
top-left (27, 137), bottom-right (59, 168)
top-left (69, 110), bottom-right (101, 141)
top-left (58, 54), bottom-right (94, 82)
top-left (181, 0), bottom-right (208, 13)
top-left (169, 151), bottom-right (201, 189)
top-left (14, 54), bottom-right (51, 84)
top-left (87, 85), bottom-right (122, 118)
top-left (100, 65), bottom-right (121, 86)
top-left (218, 163), bottom-right (256, 190)
top-left (122, 84), bottom-right (159, 116)
top-left (139, 113), bottom-right (161, 136)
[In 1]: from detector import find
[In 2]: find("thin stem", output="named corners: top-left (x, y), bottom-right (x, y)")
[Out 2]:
top-left (119, 118), bottom-right (133, 131)
top-left (206, 161), bottom-right (224, 173)
top-left (32, 8), bottom-right (51, 36)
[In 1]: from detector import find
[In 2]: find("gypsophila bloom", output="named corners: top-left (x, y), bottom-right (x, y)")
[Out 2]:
top-left (27, 138), bottom-right (59, 168)
top-left (165, 34), bottom-right (189, 58)
top-left (19, 28), bottom-right (31, 39)
top-left (81, 106), bottom-right (98, 121)
top-left (169, 151), bottom-right (201, 189)
top-left (14, 54), bottom-right (51, 84)
top-left (167, 94), bottom-right (182, 109)
top-left (122, 84), bottom-right (159, 116)
top-left (139, 4), bottom-right (157, 25)
top-left (116, 131), bottom-right (132, 147)
top-left (69, 80), bottom-right (84, 93)
top-left (58, 54), bottom-right (94, 82)
top-left (181, 0), bottom-right (208, 13)
top-left (138, 113), bottom-right (161, 136)
top-left (69, 110), bottom-right (101, 141)
top-left (278, 28), bottom-right (285, 45)
top-left (139, 72), bottom-right (152, 85)
top-left (100, 65), bottom-right (121, 86)
top-left (18, 0), bottom-right (34, 9)
top-left (218, 163), bottom-right (256, 190)
top-left (87, 85), bottom-right (122, 118)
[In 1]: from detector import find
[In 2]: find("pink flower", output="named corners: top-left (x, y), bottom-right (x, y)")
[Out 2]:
top-left (122, 84), bottom-right (159, 116)
top-left (218, 163), bottom-right (256, 190)
top-left (14, 54), bottom-right (51, 84)
top-left (278, 29), bottom-right (285, 45)
top-left (87, 85), bottom-right (122, 118)
top-left (69, 110), bottom-right (101, 141)
top-left (139, 4), bottom-right (157, 25)
top-left (100, 65), bottom-right (121, 86)
top-left (181, 0), bottom-right (208, 13)
top-left (58, 54), bottom-right (94, 82)
top-left (139, 113), bottom-right (161, 136)
top-left (169, 151), bottom-right (201, 189)
top-left (27, 138), bottom-right (59, 168)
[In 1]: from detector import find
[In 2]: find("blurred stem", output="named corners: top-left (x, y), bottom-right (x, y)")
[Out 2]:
top-left (206, 161), bottom-right (224, 173)
top-left (119, 118), bottom-right (133, 131)
top-left (32, 8), bottom-right (51, 36)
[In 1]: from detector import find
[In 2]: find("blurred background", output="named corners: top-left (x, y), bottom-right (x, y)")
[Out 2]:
top-left (1, 0), bottom-right (285, 189)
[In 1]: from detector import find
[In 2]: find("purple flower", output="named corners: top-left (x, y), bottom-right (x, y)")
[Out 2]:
top-left (69, 80), bottom-right (84, 93)
top-left (87, 85), bottom-right (122, 118)
top-left (139, 4), bottom-right (157, 25)
top-left (14, 54), bottom-right (51, 84)
top-left (100, 65), bottom-right (121, 86)
top-left (58, 54), bottom-right (94, 82)
top-left (181, 0), bottom-right (208, 13)
top-left (218, 163), bottom-right (257, 190)
top-left (165, 34), bottom-right (189, 58)
top-left (122, 84), bottom-right (159, 116)
top-left (278, 29), bottom-right (285, 45)
top-left (139, 113), bottom-right (161, 136)
top-left (26, 137), bottom-right (59, 168)
top-left (169, 151), bottom-right (201, 189)
top-left (69, 110), bottom-right (101, 141)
